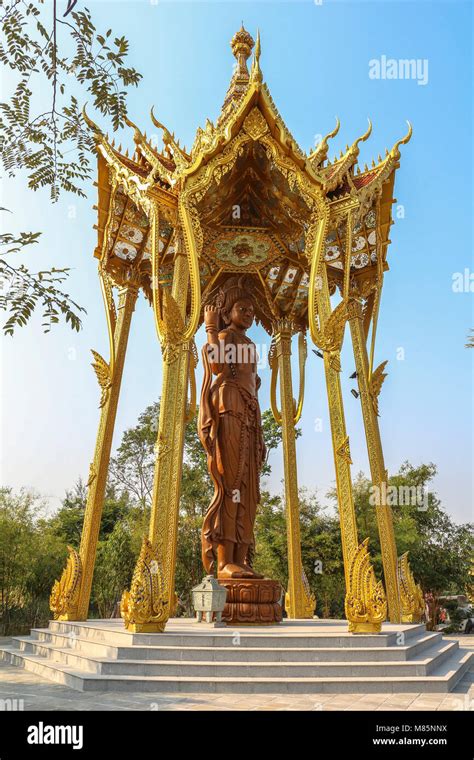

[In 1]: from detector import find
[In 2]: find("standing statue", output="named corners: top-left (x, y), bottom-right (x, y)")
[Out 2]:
top-left (198, 276), bottom-right (266, 580)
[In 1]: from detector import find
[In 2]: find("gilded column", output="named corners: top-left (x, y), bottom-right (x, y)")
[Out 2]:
top-left (120, 193), bottom-right (201, 632)
top-left (315, 271), bottom-right (358, 589)
top-left (310, 264), bottom-right (387, 633)
top-left (272, 319), bottom-right (315, 619)
top-left (148, 249), bottom-right (191, 606)
top-left (347, 297), bottom-right (401, 623)
top-left (50, 280), bottom-right (138, 621)
top-left (121, 246), bottom-right (191, 633)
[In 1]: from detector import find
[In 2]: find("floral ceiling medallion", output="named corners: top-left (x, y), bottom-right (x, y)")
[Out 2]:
top-left (212, 232), bottom-right (272, 269)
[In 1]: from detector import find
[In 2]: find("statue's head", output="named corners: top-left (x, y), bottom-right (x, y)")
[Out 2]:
top-left (215, 275), bottom-right (255, 331)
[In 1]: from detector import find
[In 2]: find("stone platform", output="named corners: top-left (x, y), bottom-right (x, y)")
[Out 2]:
top-left (0, 618), bottom-right (472, 694)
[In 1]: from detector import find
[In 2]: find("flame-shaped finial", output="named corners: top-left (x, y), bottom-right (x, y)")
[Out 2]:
top-left (308, 116), bottom-right (340, 165)
top-left (150, 106), bottom-right (172, 145)
top-left (250, 29), bottom-right (262, 83)
top-left (389, 120), bottom-right (413, 159)
top-left (356, 118), bottom-right (373, 147)
top-left (82, 104), bottom-right (103, 137)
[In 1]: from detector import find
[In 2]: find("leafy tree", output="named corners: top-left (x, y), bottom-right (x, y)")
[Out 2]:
top-left (254, 488), bottom-right (346, 618)
top-left (0, 488), bottom-right (66, 634)
top-left (49, 479), bottom-right (132, 545)
top-left (0, 221), bottom-right (85, 335)
top-left (328, 461), bottom-right (473, 628)
top-left (253, 491), bottom-right (288, 583)
top-left (108, 403), bottom-right (159, 510)
top-left (0, 0), bottom-right (142, 334)
top-left (93, 521), bottom-right (135, 618)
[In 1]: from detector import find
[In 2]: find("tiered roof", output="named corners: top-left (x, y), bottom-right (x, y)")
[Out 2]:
top-left (88, 25), bottom-right (411, 331)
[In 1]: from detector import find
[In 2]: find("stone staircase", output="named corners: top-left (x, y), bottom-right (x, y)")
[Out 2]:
top-left (0, 618), bottom-right (471, 694)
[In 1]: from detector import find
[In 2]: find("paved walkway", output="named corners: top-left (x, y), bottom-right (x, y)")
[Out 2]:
top-left (0, 635), bottom-right (472, 712)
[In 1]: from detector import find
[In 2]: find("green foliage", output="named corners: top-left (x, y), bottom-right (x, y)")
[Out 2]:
top-left (329, 461), bottom-right (474, 628)
top-left (1, 398), bottom-right (472, 633)
top-left (260, 408), bottom-right (300, 476)
top-left (93, 521), bottom-right (135, 618)
top-left (0, 216), bottom-right (86, 335)
top-left (0, 1), bottom-right (141, 197)
top-left (0, 488), bottom-right (67, 635)
top-left (0, 0), bottom-right (141, 334)
top-left (108, 403), bottom-right (159, 509)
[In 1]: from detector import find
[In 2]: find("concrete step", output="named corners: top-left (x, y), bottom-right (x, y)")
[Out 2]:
top-left (45, 619), bottom-right (426, 649)
top-left (0, 644), bottom-right (471, 694)
top-left (2, 619), bottom-right (471, 694)
top-left (11, 636), bottom-right (457, 677)
top-left (23, 629), bottom-right (443, 663)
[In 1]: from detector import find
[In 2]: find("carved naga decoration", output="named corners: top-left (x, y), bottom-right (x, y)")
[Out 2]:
top-left (398, 552), bottom-right (425, 624)
top-left (50, 546), bottom-right (82, 620)
top-left (120, 537), bottom-right (169, 633)
top-left (345, 538), bottom-right (387, 633)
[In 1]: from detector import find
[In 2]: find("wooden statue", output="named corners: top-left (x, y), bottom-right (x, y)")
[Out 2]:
top-left (198, 275), bottom-right (266, 580)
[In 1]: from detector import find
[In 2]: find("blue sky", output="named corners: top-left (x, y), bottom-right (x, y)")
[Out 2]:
top-left (1, 0), bottom-right (472, 523)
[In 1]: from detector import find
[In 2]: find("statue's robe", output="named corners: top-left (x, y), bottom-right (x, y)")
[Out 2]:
top-left (198, 328), bottom-right (265, 573)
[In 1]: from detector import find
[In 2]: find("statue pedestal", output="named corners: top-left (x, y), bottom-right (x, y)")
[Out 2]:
top-left (219, 578), bottom-right (283, 625)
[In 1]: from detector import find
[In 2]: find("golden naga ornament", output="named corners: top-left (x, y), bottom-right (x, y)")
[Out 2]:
top-left (310, 298), bottom-right (348, 373)
top-left (398, 552), bottom-right (425, 624)
top-left (90, 349), bottom-right (112, 408)
top-left (286, 567), bottom-right (316, 619)
top-left (50, 546), bottom-right (82, 620)
top-left (369, 360), bottom-right (388, 416)
top-left (345, 538), bottom-right (388, 633)
top-left (121, 537), bottom-right (169, 633)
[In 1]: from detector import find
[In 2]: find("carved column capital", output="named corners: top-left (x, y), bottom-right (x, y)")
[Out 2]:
top-left (272, 318), bottom-right (294, 353)
top-left (346, 297), bottom-right (364, 321)
top-left (117, 281), bottom-right (139, 309)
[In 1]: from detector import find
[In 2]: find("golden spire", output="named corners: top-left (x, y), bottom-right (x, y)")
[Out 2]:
top-left (217, 25), bottom-right (255, 125)
top-left (123, 113), bottom-right (145, 146)
top-left (231, 24), bottom-right (255, 78)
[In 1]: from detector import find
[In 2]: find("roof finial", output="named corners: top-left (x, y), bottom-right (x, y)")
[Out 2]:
top-left (346, 118), bottom-right (372, 157)
top-left (389, 120), bottom-right (413, 159)
top-left (308, 116), bottom-right (340, 166)
top-left (356, 118), bottom-right (373, 147)
top-left (250, 29), bottom-right (262, 83)
top-left (230, 24), bottom-right (254, 78)
top-left (216, 26), bottom-right (255, 126)
top-left (82, 103), bottom-right (104, 139)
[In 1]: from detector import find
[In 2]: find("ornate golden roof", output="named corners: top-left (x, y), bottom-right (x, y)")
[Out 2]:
top-left (88, 25), bottom-right (411, 333)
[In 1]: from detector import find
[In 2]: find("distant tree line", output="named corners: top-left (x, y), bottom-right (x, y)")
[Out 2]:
top-left (1, 405), bottom-right (472, 635)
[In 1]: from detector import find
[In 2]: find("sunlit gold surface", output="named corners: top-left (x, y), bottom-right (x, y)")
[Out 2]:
top-left (398, 552), bottom-right (425, 624)
top-left (121, 537), bottom-right (168, 633)
top-left (272, 318), bottom-right (315, 619)
top-left (50, 546), bottom-right (82, 621)
top-left (348, 297), bottom-right (401, 623)
top-left (345, 539), bottom-right (387, 634)
top-left (60, 26), bottom-right (417, 633)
